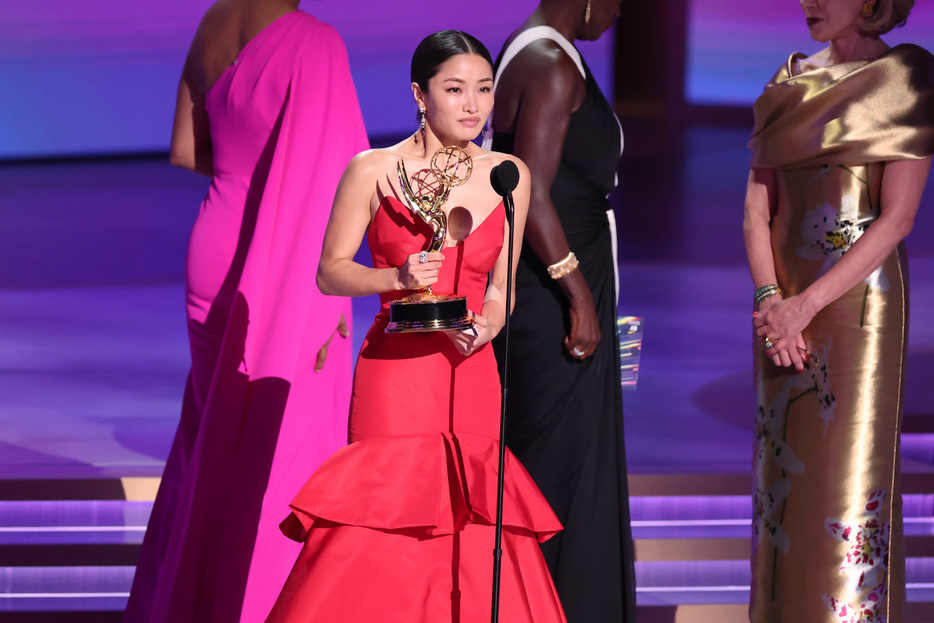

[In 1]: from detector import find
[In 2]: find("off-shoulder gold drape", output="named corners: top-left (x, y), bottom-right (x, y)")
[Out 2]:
top-left (748, 44), bottom-right (934, 623)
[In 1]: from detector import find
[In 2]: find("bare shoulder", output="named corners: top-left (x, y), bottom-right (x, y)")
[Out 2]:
top-left (497, 39), bottom-right (583, 118)
top-left (489, 152), bottom-right (529, 177)
top-left (472, 150), bottom-right (530, 185)
top-left (511, 39), bottom-right (583, 91)
top-left (342, 147), bottom-right (405, 182)
top-left (186, 1), bottom-right (240, 92)
top-left (345, 147), bottom-right (390, 173)
top-left (190, 1), bottom-right (237, 49)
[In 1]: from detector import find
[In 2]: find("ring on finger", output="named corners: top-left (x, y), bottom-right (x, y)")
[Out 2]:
top-left (418, 251), bottom-right (428, 264)
top-left (571, 346), bottom-right (585, 357)
top-left (763, 337), bottom-right (774, 350)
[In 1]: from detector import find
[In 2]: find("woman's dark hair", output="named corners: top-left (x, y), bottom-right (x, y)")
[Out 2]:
top-left (410, 30), bottom-right (493, 92)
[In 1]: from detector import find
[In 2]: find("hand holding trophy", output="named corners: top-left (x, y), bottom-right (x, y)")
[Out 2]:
top-left (385, 145), bottom-right (475, 333)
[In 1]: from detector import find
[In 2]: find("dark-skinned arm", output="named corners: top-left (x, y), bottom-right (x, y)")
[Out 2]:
top-left (169, 4), bottom-right (215, 184)
top-left (508, 41), bottom-right (600, 359)
top-left (169, 58), bottom-right (214, 177)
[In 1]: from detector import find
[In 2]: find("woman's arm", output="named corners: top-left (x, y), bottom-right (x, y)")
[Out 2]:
top-left (743, 168), bottom-right (807, 370)
top-left (507, 45), bottom-right (601, 360)
top-left (446, 157), bottom-right (532, 356)
top-left (743, 168), bottom-right (780, 292)
top-left (316, 153), bottom-right (443, 297)
top-left (169, 59), bottom-right (214, 176)
top-left (482, 157), bottom-right (533, 328)
top-left (755, 157), bottom-right (932, 353)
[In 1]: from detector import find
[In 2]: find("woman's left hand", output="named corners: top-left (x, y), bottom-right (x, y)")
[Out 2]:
top-left (444, 311), bottom-right (495, 356)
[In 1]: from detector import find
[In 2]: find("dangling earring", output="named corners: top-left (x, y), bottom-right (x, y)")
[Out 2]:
top-left (585, 0), bottom-right (591, 24)
top-left (418, 108), bottom-right (426, 137)
top-left (861, 1), bottom-right (876, 17)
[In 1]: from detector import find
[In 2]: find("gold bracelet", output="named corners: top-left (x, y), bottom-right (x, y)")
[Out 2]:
top-left (547, 252), bottom-right (579, 279)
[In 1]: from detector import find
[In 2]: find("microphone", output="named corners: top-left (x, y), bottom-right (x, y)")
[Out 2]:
top-left (490, 160), bottom-right (519, 197)
top-left (489, 157), bottom-right (520, 623)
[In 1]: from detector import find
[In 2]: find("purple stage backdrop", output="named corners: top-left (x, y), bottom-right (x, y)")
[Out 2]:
top-left (0, 0), bottom-right (613, 159)
top-left (4, 2), bottom-right (933, 159)
top-left (688, 0), bottom-right (934, 105)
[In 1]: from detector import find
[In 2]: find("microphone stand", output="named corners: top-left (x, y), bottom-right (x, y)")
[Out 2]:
top-left (490, 167), bottom-right (516, 623)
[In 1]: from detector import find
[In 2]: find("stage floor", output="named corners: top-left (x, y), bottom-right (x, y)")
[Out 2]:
top-left (2, 125), bottom-right (933, 480)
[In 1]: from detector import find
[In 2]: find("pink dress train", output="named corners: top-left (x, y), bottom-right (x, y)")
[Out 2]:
top-left (124, 11), bottom-right (369, 623)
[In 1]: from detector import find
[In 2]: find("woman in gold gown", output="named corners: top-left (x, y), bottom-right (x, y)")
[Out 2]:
top-left (743, 0), bottom-right (934, 620)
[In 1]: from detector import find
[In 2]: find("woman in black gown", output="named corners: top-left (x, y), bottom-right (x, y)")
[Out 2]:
top-left (488, 0), bottom-right (635, 621)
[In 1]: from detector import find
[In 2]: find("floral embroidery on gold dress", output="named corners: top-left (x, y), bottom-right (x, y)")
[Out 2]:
top-left (747, 44), bottom-right (934, 623)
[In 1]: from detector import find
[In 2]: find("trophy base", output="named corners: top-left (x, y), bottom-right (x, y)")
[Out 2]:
top-left (386, 294), bottom-right (472, 333)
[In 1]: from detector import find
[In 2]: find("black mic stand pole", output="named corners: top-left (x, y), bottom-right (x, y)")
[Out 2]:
top-left (490, 168), bottom-right (516, 623)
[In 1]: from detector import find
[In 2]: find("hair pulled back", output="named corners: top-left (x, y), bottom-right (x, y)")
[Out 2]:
top-left (410, 30), bottom-right (493, 92)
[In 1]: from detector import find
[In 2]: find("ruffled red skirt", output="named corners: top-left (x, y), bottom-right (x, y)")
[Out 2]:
top-left (265, 433), bottom-right (566, 623)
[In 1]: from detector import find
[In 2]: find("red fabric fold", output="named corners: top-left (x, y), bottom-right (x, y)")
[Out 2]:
top-left (280, 433), bottom-right (563, 543)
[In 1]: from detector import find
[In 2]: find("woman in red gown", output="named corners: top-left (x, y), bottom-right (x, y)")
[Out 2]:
top-left (265, 31), bottom-right (567, 622)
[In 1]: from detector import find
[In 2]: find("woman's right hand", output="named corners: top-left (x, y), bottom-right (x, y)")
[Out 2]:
top-left (396, 252), bottom-right (444, 290)
top-left (565, 290), bottom-right (601, 360)
top-left (755, 295), bottom-right (807, 371)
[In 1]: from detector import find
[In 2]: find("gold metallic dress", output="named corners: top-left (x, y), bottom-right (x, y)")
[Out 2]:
top-left (747, 44), bottom-right (934, 622)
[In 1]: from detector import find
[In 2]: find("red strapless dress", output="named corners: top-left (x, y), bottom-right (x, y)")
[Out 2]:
top-left (265, 195), bottom-right (567, 622)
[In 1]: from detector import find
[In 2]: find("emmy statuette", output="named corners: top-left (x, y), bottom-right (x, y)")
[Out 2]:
top-left (386, 146), bottom-right (475, 333)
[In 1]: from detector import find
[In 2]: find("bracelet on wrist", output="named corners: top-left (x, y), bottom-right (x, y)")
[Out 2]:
top-left (754, 283), bottom-right (782, 306)
top-left (547, 252), bottom-right (579, 280)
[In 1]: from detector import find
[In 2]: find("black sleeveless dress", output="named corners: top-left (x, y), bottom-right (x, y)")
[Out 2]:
top-left (491, 49), bottom-right (636, 623)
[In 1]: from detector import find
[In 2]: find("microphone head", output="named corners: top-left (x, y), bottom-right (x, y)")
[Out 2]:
top-left (490, 160), bottom-right (520, 196)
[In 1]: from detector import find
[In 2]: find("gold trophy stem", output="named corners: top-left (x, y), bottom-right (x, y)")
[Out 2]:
top-left (386, 147), bottom-right (474, 333)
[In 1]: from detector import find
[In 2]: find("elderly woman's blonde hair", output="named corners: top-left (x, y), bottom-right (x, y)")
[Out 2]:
top-left (861, 0), bottom-right (914, 35)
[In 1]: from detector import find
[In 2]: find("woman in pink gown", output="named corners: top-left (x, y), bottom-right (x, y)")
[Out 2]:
top-left (264, 30), bottom-right (566, 623)
top-left (124, 2), bottom-right (369, 622)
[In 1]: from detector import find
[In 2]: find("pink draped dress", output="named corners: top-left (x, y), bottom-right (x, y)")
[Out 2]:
top-left (124, 11), bottom-right (369, 623)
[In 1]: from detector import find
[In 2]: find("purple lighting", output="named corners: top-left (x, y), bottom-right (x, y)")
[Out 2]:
top-left (0, 1), bottom-right (613, 159)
